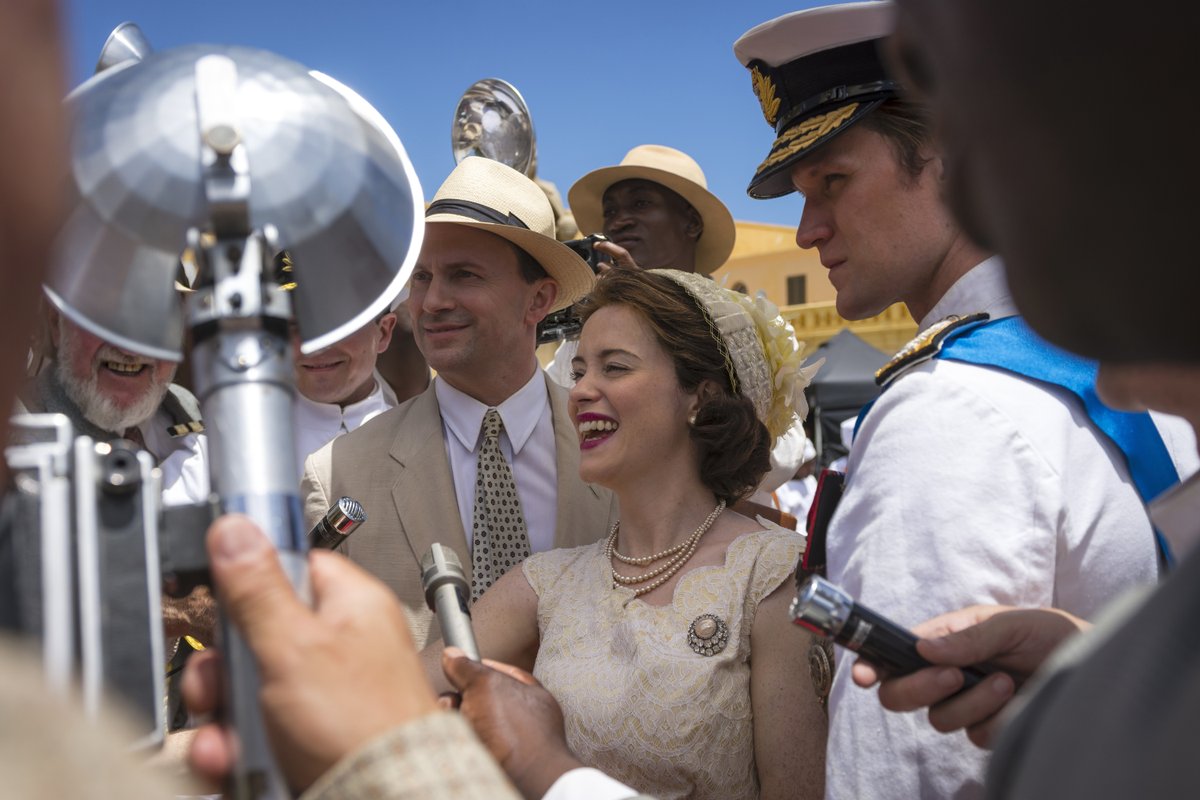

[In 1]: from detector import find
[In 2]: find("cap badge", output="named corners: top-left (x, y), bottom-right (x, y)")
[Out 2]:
top-left (751, 66), bottom-right (781, 127)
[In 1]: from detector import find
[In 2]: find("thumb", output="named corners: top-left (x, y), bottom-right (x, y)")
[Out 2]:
top-left (207, 514), bottom-right (307, 658)
top-left (481, 658), bottom-right (539, 687)
top-left (442, 646), bottom-right (489, 692)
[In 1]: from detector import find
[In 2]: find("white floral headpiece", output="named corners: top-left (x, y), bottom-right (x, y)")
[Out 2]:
top-left (653, 270), bottom-right (822, 441)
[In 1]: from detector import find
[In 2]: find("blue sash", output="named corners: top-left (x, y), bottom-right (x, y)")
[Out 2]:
top-left (858, 315), bottom-right (1181, 567)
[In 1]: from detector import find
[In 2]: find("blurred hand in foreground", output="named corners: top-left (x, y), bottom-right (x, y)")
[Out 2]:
top-left (852, 605), bottom-right (1088, 748)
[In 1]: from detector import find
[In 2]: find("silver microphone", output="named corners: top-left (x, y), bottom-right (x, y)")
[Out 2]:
top-left (307, 496), bottom-right (365, 551)
top-left (419, 544), bottom-right (480, 661)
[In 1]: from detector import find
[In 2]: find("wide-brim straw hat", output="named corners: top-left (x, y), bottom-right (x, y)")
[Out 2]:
top-left (425, 157), bottom-right (596, 312)
top-left (568, 145), bottom-right (736, 275)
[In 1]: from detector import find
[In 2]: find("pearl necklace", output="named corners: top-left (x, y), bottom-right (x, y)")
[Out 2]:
top-left (604, 500), bottom-right (726, 597)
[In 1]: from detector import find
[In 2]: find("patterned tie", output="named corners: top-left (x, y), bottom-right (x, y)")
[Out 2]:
top-left (471, 408), bottom-right (531, 600)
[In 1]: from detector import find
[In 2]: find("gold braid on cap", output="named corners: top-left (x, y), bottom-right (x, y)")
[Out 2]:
top-left (761, 103), bottom-right (859, 170)
top-left (652, 270), bottom-right (822, 440)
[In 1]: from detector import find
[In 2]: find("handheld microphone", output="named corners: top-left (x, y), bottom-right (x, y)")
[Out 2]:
top-left (307, 496), bottom-right (366, 551)
top-left (419, 544), bottom-right (480, 661)
top-left (790, 575), bottom-right (992, 691)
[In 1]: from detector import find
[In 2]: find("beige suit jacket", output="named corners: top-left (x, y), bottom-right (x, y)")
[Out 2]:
top-left (302, 372), bottom-right (617, 647)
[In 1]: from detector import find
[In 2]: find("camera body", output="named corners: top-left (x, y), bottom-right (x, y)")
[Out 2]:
top-left (563, 233), bottom-right (611, 273)
top-left (2, 414), bottom-right (166, 749)
top-left (535, 235), bottom-right (612, 346)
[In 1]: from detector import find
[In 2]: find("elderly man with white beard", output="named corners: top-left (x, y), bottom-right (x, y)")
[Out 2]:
top-left (18, 302), bottom-right (213, 730)
top-left (20, 303), bottom-right (210, 507)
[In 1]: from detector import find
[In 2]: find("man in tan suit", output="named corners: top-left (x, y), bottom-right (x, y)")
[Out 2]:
top-left (303, 157), bottom-right (615, 647)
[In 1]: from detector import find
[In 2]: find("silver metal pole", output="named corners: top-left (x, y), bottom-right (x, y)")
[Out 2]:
top-left (187, 54), bottom-right (305, 799)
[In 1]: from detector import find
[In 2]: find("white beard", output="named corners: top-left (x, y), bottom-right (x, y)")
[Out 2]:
top-left (55, 325), bottom-right (174, 435)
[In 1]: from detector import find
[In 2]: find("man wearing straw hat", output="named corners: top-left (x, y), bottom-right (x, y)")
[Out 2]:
top-left (302, 157), bottom-right (616, 648)
top-left (568, 144), bottom-right (736, 277)
top-left (544, 145), bottom-right (737, 389)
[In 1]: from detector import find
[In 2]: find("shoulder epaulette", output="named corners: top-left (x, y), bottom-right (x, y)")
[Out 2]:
top-left (167, 420), bottom-right (204, 438)
top-left (875, 313), bottom-right (990, 388)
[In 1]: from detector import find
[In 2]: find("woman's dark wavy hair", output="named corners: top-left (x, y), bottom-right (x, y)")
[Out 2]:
top-left (576, 270), bottom-right (771, 504)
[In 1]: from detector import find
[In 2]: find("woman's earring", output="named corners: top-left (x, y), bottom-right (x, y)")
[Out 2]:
top-left (688, 413), bottom-right (698, 426)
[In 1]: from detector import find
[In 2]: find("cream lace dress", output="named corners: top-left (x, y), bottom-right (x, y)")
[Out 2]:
top-left (523, 529), bottom-right (803, 800)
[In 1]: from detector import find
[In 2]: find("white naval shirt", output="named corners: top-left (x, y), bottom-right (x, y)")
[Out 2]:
top-left (435, 370), bottom-right (559, 554)
top-left (824, 257), bottom-right (1199, 800)
top-left (293, 371), bottom-right (398, 480)
top-left (140, 408), bottom-right (209, 508)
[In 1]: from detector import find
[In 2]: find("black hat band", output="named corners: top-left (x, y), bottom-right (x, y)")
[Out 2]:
top-left (774, 79), bottom-right (898, 134)
top-left (426, 199), bottom-right (528, 230)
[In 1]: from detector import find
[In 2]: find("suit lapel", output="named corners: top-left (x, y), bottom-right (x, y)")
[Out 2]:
top-left (388, 389), bottom-right (471, 570)
top-left (547, 374), bottom-right (613, 546)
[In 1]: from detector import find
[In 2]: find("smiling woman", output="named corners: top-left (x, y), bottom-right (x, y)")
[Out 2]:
top-left (425, 268), bottom-right (826, 800)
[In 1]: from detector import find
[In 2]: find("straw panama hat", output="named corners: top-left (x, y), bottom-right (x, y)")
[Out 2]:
top-left (567, 145), bottom-right (737, 275)
top-left (425, 157), bottom-right (596, 312)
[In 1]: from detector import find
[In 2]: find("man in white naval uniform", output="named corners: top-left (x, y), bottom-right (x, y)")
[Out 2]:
top-left (735, 5), bottom-right (1198, 799)
top-left (292, 307), bottom-right (405, 479)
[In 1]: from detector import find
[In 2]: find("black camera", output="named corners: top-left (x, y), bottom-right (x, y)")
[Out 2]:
top-left (536, 235), bottom-right (612, 346)
top-left (563, 233), bottom-right (612, 274)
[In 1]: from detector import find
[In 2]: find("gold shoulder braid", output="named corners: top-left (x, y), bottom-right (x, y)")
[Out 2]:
top-left (874, 313), bottom-right (990, 388)
top-left (167, 420), bottom-right (204, 438)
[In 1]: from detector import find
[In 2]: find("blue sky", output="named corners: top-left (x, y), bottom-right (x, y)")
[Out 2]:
top-left (63, 0), bottom-right (824, 230)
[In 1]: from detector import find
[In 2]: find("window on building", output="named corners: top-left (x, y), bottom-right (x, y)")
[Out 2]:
top-left (786, 275), bottom-right (807, 305)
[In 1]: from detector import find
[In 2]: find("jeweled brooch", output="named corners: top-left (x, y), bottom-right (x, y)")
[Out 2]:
top-left (688, 613), bottom-right (729, 657)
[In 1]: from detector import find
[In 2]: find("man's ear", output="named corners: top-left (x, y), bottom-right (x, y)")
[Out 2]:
top-left (376, 313), bottom-right (398, 353)
top-left (917, 139), bottom-right (945, 183)
top-left (685, 207), bottom-right (704, 241)
top-left (527, 279), bottom-right (559, 325)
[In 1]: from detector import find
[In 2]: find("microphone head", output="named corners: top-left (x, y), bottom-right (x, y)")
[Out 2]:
top-left (323, 496), bottom-right (366, 534)
top-left (420, 543), bottom-right (470, 610)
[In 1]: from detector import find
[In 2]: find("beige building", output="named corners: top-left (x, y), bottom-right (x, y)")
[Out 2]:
top-left (714, 220), bottom-right (917, 357)
top-left (537, 219), bottom-right (918, 367)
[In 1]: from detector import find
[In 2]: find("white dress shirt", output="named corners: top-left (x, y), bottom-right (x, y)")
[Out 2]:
top-left (824, 257), bottom-right (1199, 800)
top-left (293, 371), bottom-right (398, 479)
top-left (435, 370), bottom-right (559, 554)
top-left (546, 338), bottom-right (579, 389)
